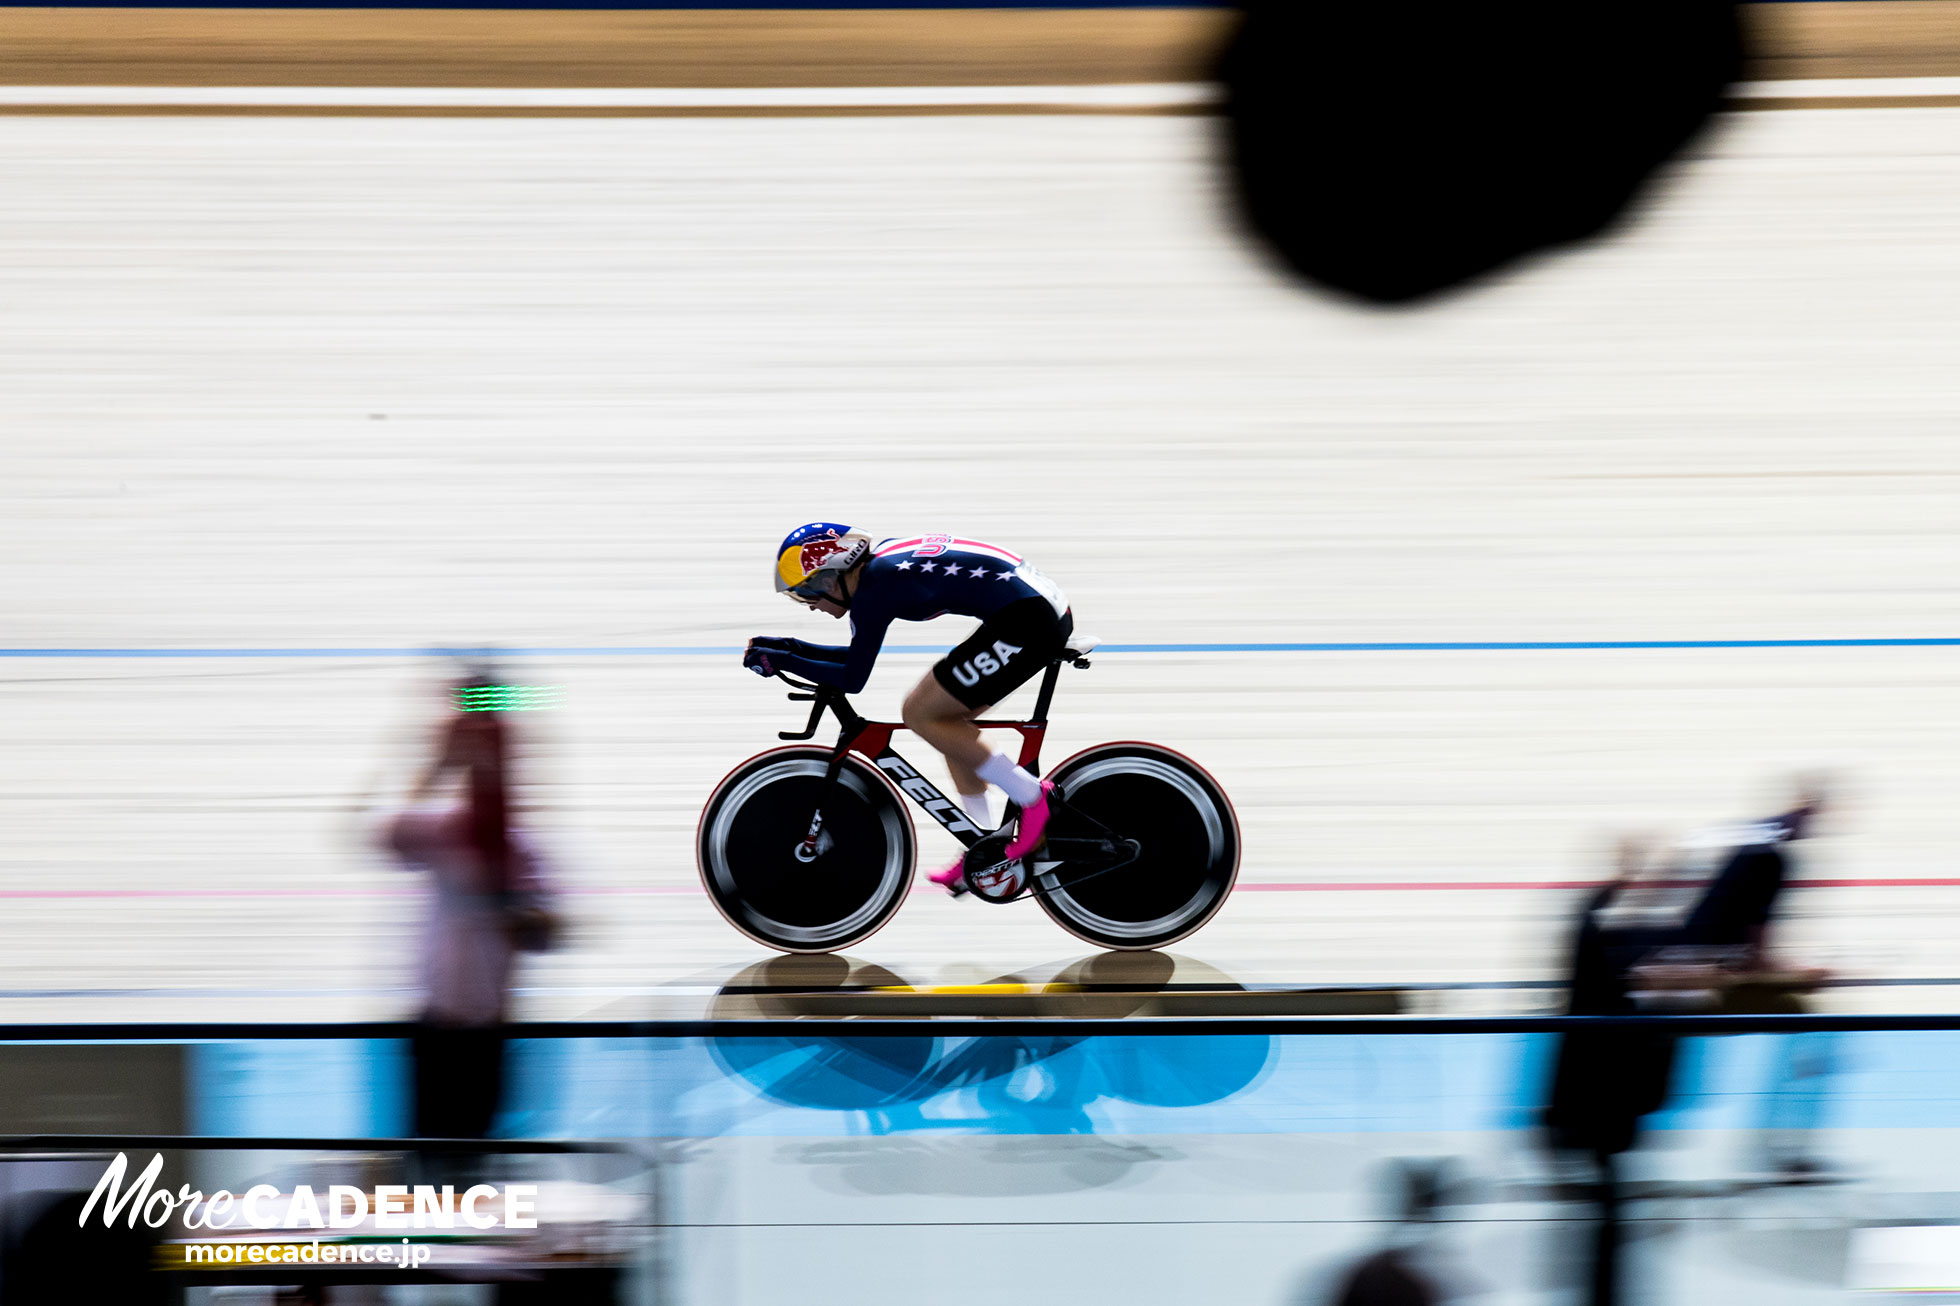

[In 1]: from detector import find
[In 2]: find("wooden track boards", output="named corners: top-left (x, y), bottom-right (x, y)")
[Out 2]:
top-left (0, 4), bottom-right (1951, 93)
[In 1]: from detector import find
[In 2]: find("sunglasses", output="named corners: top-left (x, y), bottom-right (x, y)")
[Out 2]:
top-left (787, 574), bottom-right (836, 603)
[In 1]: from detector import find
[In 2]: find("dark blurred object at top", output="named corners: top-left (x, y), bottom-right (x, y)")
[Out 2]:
top-left (1217, 2), bottom-right (1744, 304)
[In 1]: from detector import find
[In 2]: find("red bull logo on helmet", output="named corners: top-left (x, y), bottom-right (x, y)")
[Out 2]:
top-left (798, 535), bottom-right (851, 576)
top-left (775, 524), bottom-right (865, 591)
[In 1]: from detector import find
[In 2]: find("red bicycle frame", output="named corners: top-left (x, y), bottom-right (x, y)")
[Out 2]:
top-left (775, 655), bottom-right (1077, 857)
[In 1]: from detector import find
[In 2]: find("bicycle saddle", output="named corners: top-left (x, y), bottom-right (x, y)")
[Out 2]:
top-left (1063, 635), bottom-right (1100, 659)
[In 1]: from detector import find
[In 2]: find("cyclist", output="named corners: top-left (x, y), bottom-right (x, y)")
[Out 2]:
top-left (744, 522), bottom-right (1073, 888)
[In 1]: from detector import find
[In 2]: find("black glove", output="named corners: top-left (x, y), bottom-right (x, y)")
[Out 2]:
top-left (742, 641), bottom-right (781, 677)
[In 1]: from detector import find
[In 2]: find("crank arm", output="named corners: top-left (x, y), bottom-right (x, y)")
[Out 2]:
top-left (1033, 839), bottom-right (1143, 895)
top-left (1042, 836), bottom-right (1132, 860)
top-left (1044, 799), bottom-right (1121, 845)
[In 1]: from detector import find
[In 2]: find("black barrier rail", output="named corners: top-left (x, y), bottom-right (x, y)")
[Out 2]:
top-left (3, 1015), bottom-right (1960, 1040)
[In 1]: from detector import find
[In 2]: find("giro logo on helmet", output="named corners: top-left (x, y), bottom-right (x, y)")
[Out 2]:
top-left (949, 641), bottom-right (1023, 688)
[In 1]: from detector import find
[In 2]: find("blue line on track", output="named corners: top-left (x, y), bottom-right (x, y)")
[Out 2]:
top-left (2, 638), bottom-right (1958, 658)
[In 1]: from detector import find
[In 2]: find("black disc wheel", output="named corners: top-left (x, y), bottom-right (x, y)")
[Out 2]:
top-left (698, 747), bottom-right (914, 954)
top-left (1037, 742), bottom-right (1239, 951)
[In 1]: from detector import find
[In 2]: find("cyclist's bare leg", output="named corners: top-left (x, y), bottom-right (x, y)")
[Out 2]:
top-left (902, 676), bottom-right (997, 885)
top-left (903, 672), bottom-right (1048, 822)
top-left (904, 672), bottom-right (1055, 876)
top-left (901, 676), bottom-right (989, 797)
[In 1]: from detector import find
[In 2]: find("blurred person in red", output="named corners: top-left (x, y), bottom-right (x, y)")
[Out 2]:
top-left (380, 662), bottom-right (558, 1140)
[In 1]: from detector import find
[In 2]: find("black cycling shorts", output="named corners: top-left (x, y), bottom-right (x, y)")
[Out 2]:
top-left (932, 599), bottom-right (1075, 710)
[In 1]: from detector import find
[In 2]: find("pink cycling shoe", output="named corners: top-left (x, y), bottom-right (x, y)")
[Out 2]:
top-left (927, 858), bottom-right (968, 894)
top-left (1004, 780), bottom-right (1057, 861)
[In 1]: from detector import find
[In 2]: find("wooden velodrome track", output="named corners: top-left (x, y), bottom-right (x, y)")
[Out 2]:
top-left (0, 5), bottom-right (1958, 1021)
top-left (0, 3), bottom-right (1955, 99)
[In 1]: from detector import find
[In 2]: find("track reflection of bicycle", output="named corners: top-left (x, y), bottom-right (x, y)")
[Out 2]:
top-left (703, 954), bottom-right (1278, 1141)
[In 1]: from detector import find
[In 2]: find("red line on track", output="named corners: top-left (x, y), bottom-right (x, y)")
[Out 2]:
top-left (1236, 881), bottom-right (1594, 892)
top-left (0, 888), bottom-right (415, 899)
top-left (0, 885), bottom-right (704, 899)
top-left (1234, 878), bottom-right (1960, 892)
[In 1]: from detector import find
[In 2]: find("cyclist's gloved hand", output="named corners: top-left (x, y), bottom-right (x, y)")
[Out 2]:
top-left (742, 641), bottom-right (780, 677)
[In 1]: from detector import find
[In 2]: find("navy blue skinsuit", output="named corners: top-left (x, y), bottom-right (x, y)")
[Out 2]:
top-left (766, 535), bottom-right (1066, 693)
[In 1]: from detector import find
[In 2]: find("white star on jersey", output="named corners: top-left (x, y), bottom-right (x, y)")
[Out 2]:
top-left (919, 561), bottom-right (936, 572)
top-left (942, 564), bottom-right (962, 577)
top-left (995, 569), bottom-right (1016, 581)
top-left (894, 559), bottom-right (913, 570)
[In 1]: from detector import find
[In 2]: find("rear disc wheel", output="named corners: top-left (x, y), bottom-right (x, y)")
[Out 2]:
top-left (1036, 743), bottom-right (1239, 951)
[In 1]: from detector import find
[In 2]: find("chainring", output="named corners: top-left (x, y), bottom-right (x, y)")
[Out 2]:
top-left (959, 830), bottom-right (1029, 903)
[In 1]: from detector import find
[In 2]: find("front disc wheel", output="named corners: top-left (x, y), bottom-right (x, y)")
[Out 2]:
top-left (697, 748), bottom-right (914, 954)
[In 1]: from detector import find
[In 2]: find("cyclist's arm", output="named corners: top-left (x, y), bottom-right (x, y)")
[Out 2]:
top-left (778, 639), bottom-right (848, 666)
top-left (763, 642), bottom-right (846, 684)
top-left (769, 618), bottom-right (888, 693)
top-left (747, 637), bottom-right (845, 668)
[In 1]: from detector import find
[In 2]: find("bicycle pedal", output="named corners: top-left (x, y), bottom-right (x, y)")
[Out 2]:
top-left (944, 878), bottom-right (971, 899)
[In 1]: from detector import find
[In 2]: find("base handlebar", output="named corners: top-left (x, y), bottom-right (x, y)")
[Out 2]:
top-left (774, 672), bottom-right (838, 740)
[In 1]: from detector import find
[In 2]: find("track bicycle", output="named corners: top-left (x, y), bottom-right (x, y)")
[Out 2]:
top-left (697, 637), bottom-right (1239, 953)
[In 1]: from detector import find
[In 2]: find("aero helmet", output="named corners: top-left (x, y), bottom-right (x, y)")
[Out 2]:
top-left (774, 522), bottom-right (869, 602)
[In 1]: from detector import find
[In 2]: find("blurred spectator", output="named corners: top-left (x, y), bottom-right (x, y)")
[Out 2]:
top-left (1669, 776), bottom-right (1831, 977)
top-left (1652, 777), bottom-right (1839, 1181)
top-left (1542, 838), bottom-right (1678, 1306)
top-left (380, 663), bottom-right (559, 1140)
top-left (1331, 1249), bottom-right (1437, 1306)
top-left (1544, 838), bottom-right (1680, 1158)
top-left (1544, 779), bottom-right (1836, 1302)
top-left (1319, 1160), bottom-right (1473, 1306)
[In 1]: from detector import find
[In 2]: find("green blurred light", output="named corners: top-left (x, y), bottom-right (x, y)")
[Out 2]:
top-left (453, 684), bottom-right (562, 712)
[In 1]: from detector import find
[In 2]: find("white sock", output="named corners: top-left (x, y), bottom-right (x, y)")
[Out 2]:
top-left (957, 790), bottom-right (994, 829)
top-left (975, 751), bottom-right (1043, 807)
